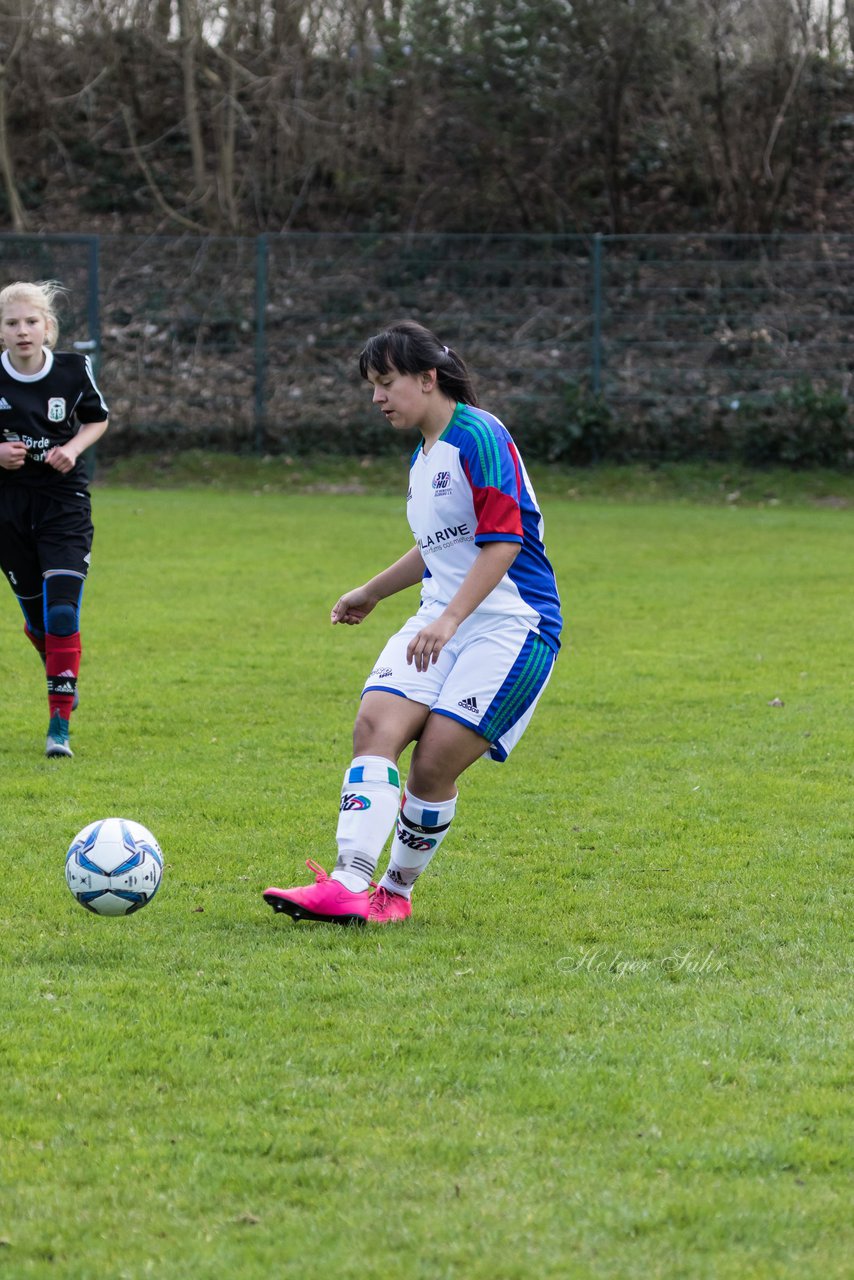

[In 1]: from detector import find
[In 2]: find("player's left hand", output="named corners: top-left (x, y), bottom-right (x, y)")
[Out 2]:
top-left (45, 445), bottom-right (77, 474)
top-left (406, 616), bottom-right (458, 672)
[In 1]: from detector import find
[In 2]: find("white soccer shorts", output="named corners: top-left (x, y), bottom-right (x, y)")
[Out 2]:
top-left (361, 604), bottom-right (557, 762)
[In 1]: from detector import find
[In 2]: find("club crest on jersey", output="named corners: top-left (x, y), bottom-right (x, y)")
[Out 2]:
top-left (47, 397), bottom-right (66, 422)
top-left (432, 470), bottom-right (451, 493)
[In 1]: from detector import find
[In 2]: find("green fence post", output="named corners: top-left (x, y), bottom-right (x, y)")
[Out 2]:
top-left (254, 233), bottom-right (268, 455)
top-left (73, 234), bottom-right (101, 481)
top-left (591, 232), bottom-right (603, 397)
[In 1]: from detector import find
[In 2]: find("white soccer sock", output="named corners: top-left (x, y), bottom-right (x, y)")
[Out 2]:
top-left (331, 755), bottom-right (401, 891)
top-left (379, 788), bottom-right (458, 899)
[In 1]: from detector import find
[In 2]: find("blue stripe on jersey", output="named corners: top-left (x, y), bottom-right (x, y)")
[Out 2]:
top-left (422, 403), bottom-right (563, 652)
top-left (445, 405), bottom-right (506, 490)
top-left (507, 493), bottom-right (563, 652)
top-left (479, 633), bottom-right (554, 744)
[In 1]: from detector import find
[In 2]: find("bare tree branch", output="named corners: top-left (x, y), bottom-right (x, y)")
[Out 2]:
top-left (49, 65), bottom-right (111, 106)
top-left (120, 103), bottom-right (208, 233)
top-left (763, 45), bottom-right (809, 181)
top-left (0, 4), bottom-right (30, 231)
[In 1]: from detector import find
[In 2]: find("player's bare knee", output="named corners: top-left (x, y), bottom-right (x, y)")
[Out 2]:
top-left (407, 753), bottom-right (456, 799)
top-left (352, 704), bottom-right (386, 756)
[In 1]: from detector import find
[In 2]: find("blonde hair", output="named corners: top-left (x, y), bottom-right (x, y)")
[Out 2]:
top-left (0, 280), bottom-right (66, 348)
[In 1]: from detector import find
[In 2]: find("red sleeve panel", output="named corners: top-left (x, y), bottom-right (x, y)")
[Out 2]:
top-left (466, 468), bottom-right (524, 544)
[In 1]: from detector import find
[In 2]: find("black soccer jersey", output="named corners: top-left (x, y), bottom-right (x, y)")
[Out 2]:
top-left (0, 349), bottom-right (109, 492)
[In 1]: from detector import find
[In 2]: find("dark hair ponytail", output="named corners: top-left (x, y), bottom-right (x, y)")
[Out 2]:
top-left (359, 320), bottom-right (478, 406)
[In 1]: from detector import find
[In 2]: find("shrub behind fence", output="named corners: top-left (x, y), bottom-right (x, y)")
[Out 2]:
top-left (1, 231), bottom-right (852, 467)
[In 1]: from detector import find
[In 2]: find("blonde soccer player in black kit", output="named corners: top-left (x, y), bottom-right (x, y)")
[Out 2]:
top-left (0, 281), bottom-right (109, 757)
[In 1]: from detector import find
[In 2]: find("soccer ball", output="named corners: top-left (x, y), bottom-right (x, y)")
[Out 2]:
top-left (65, 817), bottom-right (163, 916)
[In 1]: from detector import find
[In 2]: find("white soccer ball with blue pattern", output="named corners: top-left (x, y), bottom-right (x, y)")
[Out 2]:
top-left (65, 817), bottom-right (163, 916)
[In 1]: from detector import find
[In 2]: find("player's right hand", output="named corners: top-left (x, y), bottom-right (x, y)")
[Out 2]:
top-left (0, 441), bottom-right (27, 470)
top-left (331, 588), bottom-right (377, 625)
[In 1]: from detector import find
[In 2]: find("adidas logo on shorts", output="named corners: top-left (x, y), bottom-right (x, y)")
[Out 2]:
top-left (457, 696), bottom-right (479, 713)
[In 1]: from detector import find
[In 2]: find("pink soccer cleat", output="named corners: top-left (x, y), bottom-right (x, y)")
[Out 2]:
top-left (368, 885), bottom-right (413, 924)
top-left (263, 859), bottom-right (369, 926)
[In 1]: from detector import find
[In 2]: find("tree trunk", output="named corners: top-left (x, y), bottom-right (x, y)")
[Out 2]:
top-left (177, 0), bottom-right (209, 202)
top-left (272, 0), bottom-right (303, 51)
top-left (0, 62), bottom-right (27, 230)
top-left (217, 2), bottom-right (238, 231)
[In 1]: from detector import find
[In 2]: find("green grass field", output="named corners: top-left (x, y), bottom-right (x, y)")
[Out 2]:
top-left (1, 470), bottom-right (851, 1279)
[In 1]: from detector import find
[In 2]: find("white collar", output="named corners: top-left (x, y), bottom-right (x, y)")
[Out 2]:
top-left (1, 347), bottom-right (55, 381)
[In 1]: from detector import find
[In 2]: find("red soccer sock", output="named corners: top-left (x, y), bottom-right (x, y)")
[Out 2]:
top-left (24, 625), bottom-right (47, 660)
top-left (45, 631), bottom-right (82, 721)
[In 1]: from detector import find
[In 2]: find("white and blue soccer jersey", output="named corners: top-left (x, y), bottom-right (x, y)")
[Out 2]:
top-left (407, 403), bottom-right (562, 652)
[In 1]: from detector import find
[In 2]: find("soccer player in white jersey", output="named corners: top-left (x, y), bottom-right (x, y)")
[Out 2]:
top-left (264, 319), bottom-right (562, 925)
top-left (0, 281), bottom-right (109, 757)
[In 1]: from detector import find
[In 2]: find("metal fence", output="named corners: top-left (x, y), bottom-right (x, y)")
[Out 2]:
top-left (1, 231), bottom-right (852, 458)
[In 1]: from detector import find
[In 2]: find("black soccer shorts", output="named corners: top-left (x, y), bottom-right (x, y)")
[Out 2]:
top-left (0, 485), bottom-right (94, 598)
